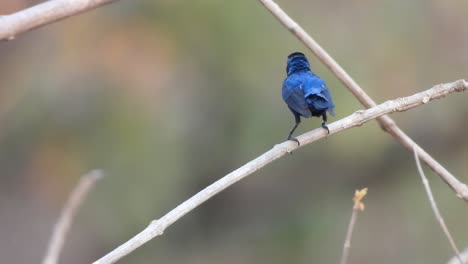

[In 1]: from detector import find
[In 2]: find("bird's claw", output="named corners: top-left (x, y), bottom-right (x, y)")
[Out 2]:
top-left (287, 136), bottom-right (300, 146)
top-left (322, 124), bottom-right (330, 134)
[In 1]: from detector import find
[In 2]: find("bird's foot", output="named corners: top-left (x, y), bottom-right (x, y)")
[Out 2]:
top-left (321, 123), bottom-right (330, 134)
top-left (287, 135), bottom-right (300, 146)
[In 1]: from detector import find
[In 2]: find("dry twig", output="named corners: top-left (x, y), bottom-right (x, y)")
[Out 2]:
top-left (93, 80), bottom-right (467, 264)
top-left (413, 149), bottom-right (463, 264)
top-left (258, 0), bottom-right (468, 201)
top-left (340, 188), bottom-right (367, 264)
top-left (42, 170), bottom-right (104, 264)
top-left (0, 0), bottom-right (120, 41)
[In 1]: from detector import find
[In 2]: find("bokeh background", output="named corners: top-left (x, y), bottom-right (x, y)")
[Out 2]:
top-left (1, 1), bottom-right (468, 263)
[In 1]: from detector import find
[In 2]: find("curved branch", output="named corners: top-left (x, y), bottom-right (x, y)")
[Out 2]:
top-left (0, 0), bottom-right (120, 41)
top-left (42, 170), bottom-right (104, 264)
top-left (413, 149), bottom-right (462, 263)
top-left (258, 0), bottom-right (468, 201)
top-left (93, 80), bottom-right (468, 264)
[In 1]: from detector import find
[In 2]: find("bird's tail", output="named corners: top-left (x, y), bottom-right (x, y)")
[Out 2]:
top-left (306, 94), bottom-right (334, 113)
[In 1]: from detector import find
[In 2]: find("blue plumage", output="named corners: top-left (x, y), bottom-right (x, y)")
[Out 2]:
top-left (282, 52), bottom-right (335, 144)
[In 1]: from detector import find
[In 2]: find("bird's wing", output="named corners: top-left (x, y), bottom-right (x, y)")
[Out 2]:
top-left (303, 78), bottom-right (327, 98)
top-left (321, 85), bottom-right (335, 116)
top-left (303, 77), bottom-right (336, 116)
top-left (304, 75), bottom-right (335, 115)
top-left (282, 78), bottom-right (312, 117)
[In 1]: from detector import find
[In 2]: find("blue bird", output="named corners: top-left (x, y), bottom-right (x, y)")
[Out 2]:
top-left (282, 52), bottom-right (335, 144)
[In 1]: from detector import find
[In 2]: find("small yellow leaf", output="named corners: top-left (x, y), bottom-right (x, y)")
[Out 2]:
top-left (353, 187), bottom-right (368, 211)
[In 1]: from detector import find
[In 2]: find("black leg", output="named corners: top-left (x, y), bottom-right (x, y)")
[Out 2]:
top-left (287, 113), bottom-right (301, 145)
top-left (321, 112), bottom-right (329, 134)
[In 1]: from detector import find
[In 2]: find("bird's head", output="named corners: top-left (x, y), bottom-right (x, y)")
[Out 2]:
top-left (286, 52), bottom-right (310, 76)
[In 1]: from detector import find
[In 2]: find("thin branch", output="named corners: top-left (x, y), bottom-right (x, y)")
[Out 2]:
top-left (93, 80), bottom-right (468, 264)
top-left (258, 0), bottom-right (468, 202)
top-left (0, 0), bottom-right (120, 41)
top-left (341, 210), bottom-right (358, 264)
top-left (447, 247), bottom-right (468, 264)
top-left (413, 149), bottom-right (463, 264)
top-left (42, 169), bottom-right (104, 264)
top-left (340, 188), bottom-right (367, 264)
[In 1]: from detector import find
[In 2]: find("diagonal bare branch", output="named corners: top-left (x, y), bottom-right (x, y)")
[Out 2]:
top-left (258, 0), bottom-right (468, 201)
top-left (42, 170), bottom-right (104, 264)
top-left (0, 0), bottom-right (120, 41)
top-left (93, 80), bottom-right (468, 264)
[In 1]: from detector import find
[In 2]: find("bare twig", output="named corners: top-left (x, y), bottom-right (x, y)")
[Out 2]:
top-left (93, 80), bottom-right (467, 264)
top-left (447, 247), bottom-right (468, 264)
top-left (258, 0), bottom-right (468, 201)
top-left (0, 0), bottom-right (120, 41)
top-left (413, 149), bottom-right (463, 264)
top-left (42, 169), bottom-right (104, 264)
top-left (340, 188), bottom-right (367, 264)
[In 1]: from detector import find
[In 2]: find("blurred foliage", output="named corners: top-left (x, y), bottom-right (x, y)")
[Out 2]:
top-left (0, 0), bottom-right (467, 263)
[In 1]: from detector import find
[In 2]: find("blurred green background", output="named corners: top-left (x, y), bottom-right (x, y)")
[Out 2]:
top-left (1, 0), bottom-right (467, 263)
